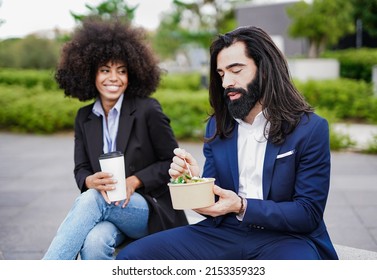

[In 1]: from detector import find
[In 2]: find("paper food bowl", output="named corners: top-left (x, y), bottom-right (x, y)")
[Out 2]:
top-left (168, 178), bottom-right (215, 210)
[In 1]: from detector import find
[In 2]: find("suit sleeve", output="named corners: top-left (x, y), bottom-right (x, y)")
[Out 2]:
top-left (73, 107), bottom-right (93, 193)
top-left (202, 116), bottom-right (219, 179)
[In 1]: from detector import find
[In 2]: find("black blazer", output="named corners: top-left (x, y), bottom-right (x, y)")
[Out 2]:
top-left (73, 95), bottom-right (188, 234)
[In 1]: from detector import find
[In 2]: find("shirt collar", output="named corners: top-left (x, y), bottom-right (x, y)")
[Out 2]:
top-left (236, 110), bottom-right (269, 141)
top-left (235, 110), bottom-right (267, 127)
top-left (92, 94), bottom-right (124, 117)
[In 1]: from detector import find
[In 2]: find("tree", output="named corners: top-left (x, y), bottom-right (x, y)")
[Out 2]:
top-left (151, 12), bottom-right (183, 60)
top-left (351, 0), bottom-right (377, 37)
top-left (286, 0), bottom-right (355, 58)
top-left (70, 0), bottom-right (138, 24)
top-left (17, 35), bottom-right (60, 69)
top-left (172, 0), bottom-right (241, 34)
top-left (0, 36), bottom-right (60, 69)
top-left (152, 0), bottom-right (247, 60)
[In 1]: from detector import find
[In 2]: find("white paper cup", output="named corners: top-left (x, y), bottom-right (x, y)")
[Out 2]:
top-left (168, 178), bottom-right (215, 210)
top-left (99, 151), bottom-right (127, 202)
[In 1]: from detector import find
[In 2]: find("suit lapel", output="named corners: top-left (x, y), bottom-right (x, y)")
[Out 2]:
top-left (227, 124), bottom-right (240, 193)
top-left (262, 141), bottom-right (281, 199)
top-left (116, 97), bottom-right (135, 153)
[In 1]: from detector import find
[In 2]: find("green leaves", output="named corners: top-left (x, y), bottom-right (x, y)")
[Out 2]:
top-left (287, 0), bottom-right (355, 58)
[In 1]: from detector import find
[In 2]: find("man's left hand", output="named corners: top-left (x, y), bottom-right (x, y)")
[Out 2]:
top-left (194, 185), bottom-right (240, 217)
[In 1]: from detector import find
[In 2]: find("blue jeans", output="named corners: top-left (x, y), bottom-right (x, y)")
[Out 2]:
top-left (43, 189), bottom-right (149, 260)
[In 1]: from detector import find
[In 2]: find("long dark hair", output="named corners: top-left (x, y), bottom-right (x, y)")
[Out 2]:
top-left (207, 26), bottom-right (313, 145)
top-left (55, 19), bottom-right (161, 101)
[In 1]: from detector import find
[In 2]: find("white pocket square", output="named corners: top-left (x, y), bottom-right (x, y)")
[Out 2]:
top-left (277, 149), bottom-right (295, 159)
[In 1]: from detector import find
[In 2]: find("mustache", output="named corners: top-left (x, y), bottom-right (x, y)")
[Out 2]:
top-left (223, 87), bottom-right (247, 98)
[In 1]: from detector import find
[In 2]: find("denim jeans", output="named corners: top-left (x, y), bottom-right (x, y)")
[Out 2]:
top-left (43, 189), bottom-right (149, 260)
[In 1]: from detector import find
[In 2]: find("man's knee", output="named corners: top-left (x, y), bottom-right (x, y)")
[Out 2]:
top-left (258, 238), bottom-right (320, 260)
top-left (115, 242), bottom-right (140, 260)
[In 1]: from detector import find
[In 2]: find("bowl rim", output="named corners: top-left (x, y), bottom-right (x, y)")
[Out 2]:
top-left (168, 177), bottom-right (215, 187)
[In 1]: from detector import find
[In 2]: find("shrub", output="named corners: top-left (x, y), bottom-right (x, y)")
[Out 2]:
top-left (154, 89), bottom-right (211, 140)
top-left (1, 70), bottom-right (376, 151)
top-left (363, 134), bottom-right (377, 154)
top-left (0, 85), bottom-right (85, 133)
top-left (315, 108), bottom-right (356, 151)
top-left (321, 48), bottom-right (377, 82)
top-left (295, 78), bottom-right (377, 123)
top-left (0, 68), bottom-right (58, 90)
top-left (329, 128), bottom-right (356, 151)
top-left (159, 72), bottom-right (203, 91)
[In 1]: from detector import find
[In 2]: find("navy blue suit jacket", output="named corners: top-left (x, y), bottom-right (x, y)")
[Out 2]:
top-left (202, 112), bottom-right (338, 259)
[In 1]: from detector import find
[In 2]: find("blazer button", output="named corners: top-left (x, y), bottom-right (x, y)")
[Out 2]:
top-left (129, 165), bottom-right (135, 172)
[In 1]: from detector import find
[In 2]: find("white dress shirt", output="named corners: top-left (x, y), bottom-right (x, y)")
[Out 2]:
top-left (236, 111), bottom-right (269, 200)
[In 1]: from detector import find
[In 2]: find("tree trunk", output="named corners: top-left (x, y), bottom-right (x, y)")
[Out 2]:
top-left (308, 41), bottom-right (318, 58)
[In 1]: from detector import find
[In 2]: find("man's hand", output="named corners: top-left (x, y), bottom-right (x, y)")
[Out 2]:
top-left (169, 148), bottom-right (200, 179)
top-left (194, 185), bottom-right (241, 217)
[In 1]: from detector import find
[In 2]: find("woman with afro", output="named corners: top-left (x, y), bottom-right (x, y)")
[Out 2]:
top-left (43, 19), bottom-right (188, 260)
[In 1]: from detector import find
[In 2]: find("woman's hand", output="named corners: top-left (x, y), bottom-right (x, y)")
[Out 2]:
top-left (86, 172), bottom-right (142, 207)
top-left (85, 171), bottom-right (116, 204)
top-left (169, 148), bottom-right (200, 179)
top-left (118, 175), bottom-right (142, 208)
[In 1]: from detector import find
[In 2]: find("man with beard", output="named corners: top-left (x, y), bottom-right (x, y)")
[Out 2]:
top-left (116, 26), bottom-right (338, 260)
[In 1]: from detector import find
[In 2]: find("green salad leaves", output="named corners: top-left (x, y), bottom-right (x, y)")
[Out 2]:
top-left (170, 174), bottom-right (206, 184)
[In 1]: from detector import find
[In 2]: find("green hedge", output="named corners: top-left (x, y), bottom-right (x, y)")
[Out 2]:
top-left (159, 72), bottom-right (204, 91)
top-left (154, 89), bottom-right (211, 140)
top-left (0, 84), bottom-right (210, 138)
top-left (321, 48), bottom-right (377, 82)
top-left (0, 85), bottom-right (85, 133)
top-left (295, 78), bottom-right (377, 123)
top-left (1, 70), bottom-right (377, 145)
top-left (0, 68), bottom-right (58, 90)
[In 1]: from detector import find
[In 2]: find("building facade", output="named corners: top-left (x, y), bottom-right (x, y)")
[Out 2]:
top-left (235, 1), bottom-right (308, 57)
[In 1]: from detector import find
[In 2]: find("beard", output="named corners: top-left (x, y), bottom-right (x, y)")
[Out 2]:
top-left (224, 75), bottom-right (262, 120)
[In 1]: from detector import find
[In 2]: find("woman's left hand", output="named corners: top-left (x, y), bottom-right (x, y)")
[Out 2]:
top-left (114, 175), bottom-right (142, 208)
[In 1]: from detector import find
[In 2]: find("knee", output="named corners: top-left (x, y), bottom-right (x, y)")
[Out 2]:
top-left (77, 189), bottom-right (102, 207)
top-left (115, 243), bottom-right (139, 260)
top-left (86, 229), bottom-right (115, 250)
top-left (128, 192), bottom-right (149, 210)
top-left (81, 229), bottom-right (116, 259)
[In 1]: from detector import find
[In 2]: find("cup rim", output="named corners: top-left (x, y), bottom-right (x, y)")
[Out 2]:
top-left (99, 151), bottom-right (123, 160)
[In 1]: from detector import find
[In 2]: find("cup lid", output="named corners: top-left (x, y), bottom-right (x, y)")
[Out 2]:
top-left (99, 151), bottom-right (123, 160)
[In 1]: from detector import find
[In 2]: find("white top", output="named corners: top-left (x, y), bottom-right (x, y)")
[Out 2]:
top-left (236, 111), bottom-right (269, 200)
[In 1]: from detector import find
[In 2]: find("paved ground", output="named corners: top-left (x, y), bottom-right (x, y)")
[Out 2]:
top-left (0, 126), bottom-right (377, 260)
